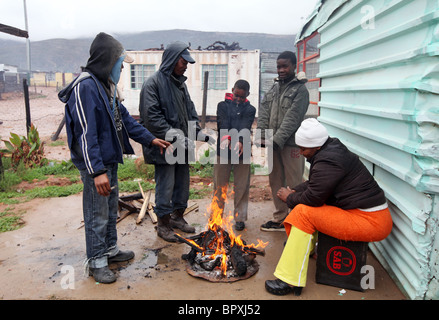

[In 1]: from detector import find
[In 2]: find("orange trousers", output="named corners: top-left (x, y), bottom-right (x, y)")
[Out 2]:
top-left (284, 204), bottom-right (393, 242)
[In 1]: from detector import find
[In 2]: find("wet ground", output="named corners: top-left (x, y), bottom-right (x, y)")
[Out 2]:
top-left (0, 192), bottom-right (406, 301)
top-left (0, 87), bottom-right (406, 301)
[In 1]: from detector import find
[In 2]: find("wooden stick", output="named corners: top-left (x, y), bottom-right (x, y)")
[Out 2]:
top-left (147, 201), bottom-right (157, 224)
top-left (119, 192), bottom-right (143, 202)
top-left (136, 199), bottom-right (149, 224)
top-left (136, 187), bottom-right (151, 225)
top-left (138, 181), bottom-right (145, 198)
top-left (184, 203), bottom-right (199, 216)
top-left (117, 210), bottom-right (132, 224)
top-left (174, 234), bottom-right (204, 252)
top-left (118, 199), bottom-right (138, 213)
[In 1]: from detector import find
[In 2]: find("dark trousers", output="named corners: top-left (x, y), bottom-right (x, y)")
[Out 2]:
top-left (154, 163), bottom-right (190, 218)
top-left (214, 156), bottom-right (251, 222)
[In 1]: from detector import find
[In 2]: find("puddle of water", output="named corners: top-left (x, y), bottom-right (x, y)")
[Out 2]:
top-left (143, 249), bottom-right (169, 268)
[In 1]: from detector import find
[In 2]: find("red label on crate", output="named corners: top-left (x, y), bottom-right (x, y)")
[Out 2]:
top-left (326, 246), bottom-right (357, 276)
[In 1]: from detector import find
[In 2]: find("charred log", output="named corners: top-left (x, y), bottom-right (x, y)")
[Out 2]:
top-left (230, 245), bottom-right (247, 276)
top-left (178, 225), bottom-right (266, 282)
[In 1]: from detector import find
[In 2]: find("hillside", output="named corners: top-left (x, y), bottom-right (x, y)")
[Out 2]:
top-left (0, 29), bottom-right (296, 73)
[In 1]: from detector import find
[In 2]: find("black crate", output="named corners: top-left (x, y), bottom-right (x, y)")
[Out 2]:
top-left (315, 233), bottom-right (368, 292)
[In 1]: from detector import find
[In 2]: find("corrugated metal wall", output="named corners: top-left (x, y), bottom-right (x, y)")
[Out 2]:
top-left (298, 0), bottom-right (439, 299)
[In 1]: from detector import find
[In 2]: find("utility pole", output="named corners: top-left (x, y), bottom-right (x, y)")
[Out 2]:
top-left (23, 0), bottom-right (32, 133)
top-left (23, 0), bottom-right (31, 81)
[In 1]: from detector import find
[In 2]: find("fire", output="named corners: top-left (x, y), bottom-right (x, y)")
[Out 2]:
top-left (177, 186), bottom-right (268, 281)
top-left (203, 186), bottom-right (269, 276)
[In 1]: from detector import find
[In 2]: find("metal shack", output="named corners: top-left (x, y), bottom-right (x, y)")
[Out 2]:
top-left (296, 0), bottom-right (438, 299)
top-left (119, 49), bottom-right (260, 117)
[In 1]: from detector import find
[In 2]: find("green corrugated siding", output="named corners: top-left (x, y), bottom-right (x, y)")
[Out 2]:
top-left (298, 0), bottom-right (439, 299)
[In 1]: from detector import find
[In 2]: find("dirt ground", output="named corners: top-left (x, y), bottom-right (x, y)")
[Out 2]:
top-left (0, 87), bottom-right (406, 301)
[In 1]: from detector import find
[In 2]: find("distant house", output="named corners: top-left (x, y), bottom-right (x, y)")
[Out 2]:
top-left (297, 0), bottom-right (439, 300)
top-left (119, 49), bottom-right (261, 117)
top-left (0, 63), bottom-right (25, 94)
top-left (30, 71), bottom-right (76, 89)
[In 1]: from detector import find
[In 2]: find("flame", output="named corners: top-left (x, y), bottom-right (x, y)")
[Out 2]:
top-left (202, 186), bottom-right (268, 276)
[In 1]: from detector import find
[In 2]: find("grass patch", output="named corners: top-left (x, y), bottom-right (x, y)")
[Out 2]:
top-left (189, 162), bottom-right (214, 178)
top-left (189, 187), bottom-right (212, 199)
top-left (0, 156), bottom-right (217, 232)
top-left (0, 208), bottom-right (24, 232)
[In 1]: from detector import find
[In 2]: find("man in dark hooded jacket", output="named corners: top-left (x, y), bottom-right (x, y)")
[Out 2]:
top-left (139, 41), bottom-right (213, 242)
top-left (59, 32), bottom-right (170, 283)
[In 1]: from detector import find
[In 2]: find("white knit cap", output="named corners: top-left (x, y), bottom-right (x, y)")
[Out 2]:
top-left (295, 118), bottom-right (329, 148)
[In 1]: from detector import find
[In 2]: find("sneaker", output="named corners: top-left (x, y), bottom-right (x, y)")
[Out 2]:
top-left (108, 250), bottom-right (135, 263)
top-left (89, 266), bottom-right (117, 284)
top-left (234, 221), bottom-right (245, 231)
top-left (260, 220), bottom-right (285, 232)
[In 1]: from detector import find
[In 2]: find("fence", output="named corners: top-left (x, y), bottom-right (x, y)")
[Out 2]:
top-left (0, 79), bottom-right (66, 149)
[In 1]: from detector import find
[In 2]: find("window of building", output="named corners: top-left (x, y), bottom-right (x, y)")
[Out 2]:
top-left (296, 32), bottom-right (321, 116)
top-left (201, 64), bottom-right (228, 90)
top-left (130, 64), bottom-right (156, 89)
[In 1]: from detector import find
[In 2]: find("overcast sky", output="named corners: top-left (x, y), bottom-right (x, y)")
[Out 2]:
top-left (1, 0), bottom-right (318, 41)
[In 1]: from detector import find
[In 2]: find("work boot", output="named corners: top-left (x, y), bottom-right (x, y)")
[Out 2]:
top-left (170, 208), bottom-right (195, 233)
top-left (89, 266), bottom-right (117, 284)
top-left (108, 250), bottom-right (135, 264)
top-left (157, 214), bottom-right (178, 242)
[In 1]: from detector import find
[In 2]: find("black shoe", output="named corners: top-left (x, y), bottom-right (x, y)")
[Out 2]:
top-left (89, 266), bottom-right (117, 284)
top-left (260, 220), bottom-right (285, 232)
top-left (265, 279), bottom-right (302, 296)
top-left (108, 250), bottom-right (135, 263)
top-left (234, 221), bottom-right (245, 231)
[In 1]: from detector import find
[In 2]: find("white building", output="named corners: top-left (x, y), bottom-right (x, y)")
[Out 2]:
top-left (119, 50), bottom-right (261, 117)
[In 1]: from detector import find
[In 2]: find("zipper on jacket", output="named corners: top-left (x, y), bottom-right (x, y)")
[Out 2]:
top-left (92, 77), bottom-right (125, 156)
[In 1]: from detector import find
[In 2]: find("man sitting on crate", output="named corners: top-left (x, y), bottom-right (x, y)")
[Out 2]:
top-left (265, 118), bottom-right (393, 296)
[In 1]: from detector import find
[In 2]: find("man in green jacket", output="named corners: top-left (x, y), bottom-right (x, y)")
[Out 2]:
top-left (257, 51), bottom-right (309, 231)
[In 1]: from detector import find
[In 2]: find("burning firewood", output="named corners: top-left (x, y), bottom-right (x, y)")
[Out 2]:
top-left (177, 187), bottom-right (268, 282)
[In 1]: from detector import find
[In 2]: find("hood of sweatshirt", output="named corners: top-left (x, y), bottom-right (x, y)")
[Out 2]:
top-left (84, 33), bottom-right (125, 95)
top-left (159, 41), bottom-right (192, 76)
top-left (58, 33), bottom-right (128, 103)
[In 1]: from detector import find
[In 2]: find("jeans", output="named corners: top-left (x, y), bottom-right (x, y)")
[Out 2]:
top-left (154, 164), bottom-right (190, 218)
top-left (80, 163), bottom-right (119, 268)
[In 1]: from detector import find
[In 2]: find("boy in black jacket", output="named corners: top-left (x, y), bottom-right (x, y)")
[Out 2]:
top-left (214, 80), bottom-right (256, 231)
